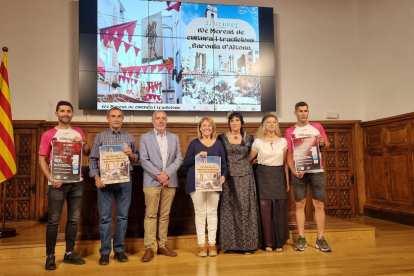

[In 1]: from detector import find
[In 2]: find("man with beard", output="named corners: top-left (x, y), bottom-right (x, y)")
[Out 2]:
top-left (140, 110), bottom-right (182, 262)
top-left (38, 101), bottom-right (90, 270)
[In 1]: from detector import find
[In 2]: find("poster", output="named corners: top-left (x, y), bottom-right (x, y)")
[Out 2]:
top-left (99, 145), bottom-right (130, 184)
top-left (141, 11), bottom-right (163, 63)
top-left (292, 136), bottom-right (321, 172)
top-left (50, 141), bottom-right (83, 183)
top-left (195, 156), bottom-right (222, 192)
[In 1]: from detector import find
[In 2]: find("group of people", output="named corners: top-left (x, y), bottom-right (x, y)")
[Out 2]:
top-left (39, 100), bottom-right (331, 271)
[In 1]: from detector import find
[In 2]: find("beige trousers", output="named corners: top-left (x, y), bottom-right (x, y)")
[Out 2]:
top-left (143, 185), bottom-right (176, 249)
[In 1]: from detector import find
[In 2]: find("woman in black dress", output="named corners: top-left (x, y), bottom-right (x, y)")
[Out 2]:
top-left (219, 111), bottom-right (261, 254)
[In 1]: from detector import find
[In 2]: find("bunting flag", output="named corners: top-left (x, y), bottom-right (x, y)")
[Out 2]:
top-left (101, 30), bottom-right (140, 56)
top-left (166, 2), bottom-right (181, 12)
top-left (100, 20), bottom-right (138, 43)
top-left (0, 50), bottom-right (17, 183)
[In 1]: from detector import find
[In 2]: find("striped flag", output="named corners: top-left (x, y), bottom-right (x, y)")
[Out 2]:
top-left (0, 50), bottom-right (17, 183)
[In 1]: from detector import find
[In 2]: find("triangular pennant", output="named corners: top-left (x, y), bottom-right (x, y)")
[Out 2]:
top-left (151, 65), bottom-right (158, 73)
top-left (133, 46), bottom-right (140, 57)
top-left (113, 37), bottom-right (122, 52)
top-left (142, 65), bottom-right (149, 74)
top-left (172, 2), bottom-right (181, 12)
top-left (167, 63), bottom-right (174, 73)
top-left (125, 21), bottom-right (138, 43)
top-left (103, 34), bottom-right (110, 46)
top-left (124, 42), bottom-right (132, 53)
top-left (116, 29), bottom-right (125, 41)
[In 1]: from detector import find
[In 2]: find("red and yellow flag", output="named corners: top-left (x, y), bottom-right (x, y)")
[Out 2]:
top-left (0, 50), bottom-right (17, 183)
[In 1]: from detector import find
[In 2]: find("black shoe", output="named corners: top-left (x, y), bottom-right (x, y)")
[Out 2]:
top-left (45, 254), bottom-right (56, 270)
top-left (63, 252), bottom-right (86, 265)
top-left (99, 254), bottom-right (110, 265)
top-left (114, 252), bottom-right (129, 263)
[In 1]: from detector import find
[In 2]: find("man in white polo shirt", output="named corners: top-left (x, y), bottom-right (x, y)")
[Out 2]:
top-left (285, 101), bottom-right (332, 252)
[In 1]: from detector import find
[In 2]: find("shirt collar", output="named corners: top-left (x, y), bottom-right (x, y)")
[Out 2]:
top-left (154, 129), bottom-right (166, 137)
top-left (108, 128), bottom-right (124, 134)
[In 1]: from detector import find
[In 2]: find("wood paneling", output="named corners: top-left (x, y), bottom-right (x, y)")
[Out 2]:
top-left (361, 112), bottom-right (414, 225)
top-left (0, 123), bottom-right (42, 221)
top-left (6, 120), bottom-right (362, 233)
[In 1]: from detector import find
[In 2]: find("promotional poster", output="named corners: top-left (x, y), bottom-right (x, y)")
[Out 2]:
top-left (50, 141), bottom-right (83, 183)
top-left (99, 145), bottom-right (130, 184)
top-left (292, 136), bottom-right (321, 172)
top-left (195, 156), bottom-right (222, 192)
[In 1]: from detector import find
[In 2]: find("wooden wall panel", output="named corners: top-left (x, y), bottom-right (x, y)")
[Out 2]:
top-left (389, 154), bottom-right (412, 204)
top-left (367, 154), bottom-right (388, 201)
top-left (362, 112), bottom-right (414, 225)
top-left (6, 120), bottom-right (363, 231)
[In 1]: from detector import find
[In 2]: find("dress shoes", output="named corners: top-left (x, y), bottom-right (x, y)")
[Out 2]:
top-left (142, 248), bottom-right (154, 262)
top-left (99, 254), bottom-right (110, 265)
top-left (157, 245), bottom-right (177, 257)
top-left (114, 252), bottom-right (129, 262)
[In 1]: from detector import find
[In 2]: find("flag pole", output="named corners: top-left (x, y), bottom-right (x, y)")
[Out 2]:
top-left (2, 180), bottom-right (6, 229)
top-left (0, 46), bottom-right (16, 238)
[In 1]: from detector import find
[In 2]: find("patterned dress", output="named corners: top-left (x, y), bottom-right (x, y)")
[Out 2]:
top-left (219, 132), bottom-right (261, 251)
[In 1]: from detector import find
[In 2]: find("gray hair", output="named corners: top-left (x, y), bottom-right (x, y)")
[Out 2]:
top-left (107, 107), bottom-right (124, 117)
top-left (152, 110), bottom-right (167, 120)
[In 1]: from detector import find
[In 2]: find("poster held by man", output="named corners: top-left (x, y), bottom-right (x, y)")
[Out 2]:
top-left (50, 141), bottom-right (83, 182)
top-left (99, 145), bottom-right (130, 184)
top-left (292, 136), bottom-right (321, 172)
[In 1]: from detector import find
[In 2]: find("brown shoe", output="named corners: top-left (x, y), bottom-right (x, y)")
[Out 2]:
top-left (209, 245), bottom-right (217, 257)
top-left (142, 248), bottom-right (154, 262)
top-left (198, 246), bottom-right (207, 257)
top-left (157, 245), bottom-right (177, 257)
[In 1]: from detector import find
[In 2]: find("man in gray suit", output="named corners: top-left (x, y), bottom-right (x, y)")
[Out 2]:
top-left (140, 110), bottom-right (182, 262)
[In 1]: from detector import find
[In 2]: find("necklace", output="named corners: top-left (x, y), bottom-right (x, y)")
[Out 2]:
top-left (230, 132), bottom-right (240, 140)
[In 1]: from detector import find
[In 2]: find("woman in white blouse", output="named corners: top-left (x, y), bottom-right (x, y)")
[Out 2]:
top-left (249, 114), bottom-right (290, 252)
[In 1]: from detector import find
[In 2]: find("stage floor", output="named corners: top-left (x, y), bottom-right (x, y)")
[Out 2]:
top-left (1, 216), bottom-right (414, 275)
top-left (0, 216), bottom-right (375, 260)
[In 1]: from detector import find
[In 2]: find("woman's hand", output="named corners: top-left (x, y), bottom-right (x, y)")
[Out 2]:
top-left (196, 151), bottom-right (207, 157)
top-left (220, 176), bottom-right (225, 185)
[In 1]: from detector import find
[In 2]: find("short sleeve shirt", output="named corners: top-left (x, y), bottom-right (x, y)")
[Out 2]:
top-left (284, 122), bottom-right (327, 173)
top-left (252, 138), bottom-right (287, 166)
top-left (38, 127), bottom-right (85, 183)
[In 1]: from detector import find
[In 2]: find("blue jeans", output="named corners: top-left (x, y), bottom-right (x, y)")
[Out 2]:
top-left (97, 179), bottom-right (132, 255)
top-left (46, 182), bottom-right (84, 255)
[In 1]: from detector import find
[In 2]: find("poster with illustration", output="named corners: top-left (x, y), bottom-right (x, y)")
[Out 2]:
top-left (195, 156), bottom-right (221, 191)
top-left (99, 145), bottom-right (130, 184)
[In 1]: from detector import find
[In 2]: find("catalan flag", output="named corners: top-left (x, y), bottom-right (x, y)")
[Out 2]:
top-left (0, 49), bottom-right (17, 183)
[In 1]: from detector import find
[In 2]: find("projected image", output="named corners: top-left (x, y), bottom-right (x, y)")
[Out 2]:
top-left (96, 0), bottom-right (262, 111)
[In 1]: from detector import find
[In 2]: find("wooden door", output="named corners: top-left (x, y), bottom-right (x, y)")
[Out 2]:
top-left (0, 129), bottom-right (37, 221)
